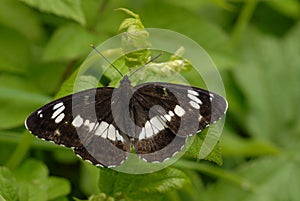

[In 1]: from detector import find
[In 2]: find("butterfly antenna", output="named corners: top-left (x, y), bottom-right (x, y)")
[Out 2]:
top-left (90, 44), bottom-right (123, 77)
top-left (128, 52), bottom-right (164, 78)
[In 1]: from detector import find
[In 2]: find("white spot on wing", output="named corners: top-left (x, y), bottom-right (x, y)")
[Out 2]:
top-left (145, 121), bottom-right (153, 138)
top-left (55, 113), bottom-right (65, 124)
top-left (95, 121), bottom-right (109, 137)
top-left (168, 111), bottom-right (175, 117)
top-left (198, 114), bottom-right (203, 121)
top-left (84, 119), bottom-right (90, 126)
top-left (187, 93), bottom-right (202, 105)
top-left (72, 115), bottom-right (83, 127)
top-left (139, 127), bottom-right (146, 140)
top-left (189, 100), bottom-right (200, 109)
top-left (89, 122), bottom-right (95, 132)
top-left (53, 102), bottom-right (63, 110)
top-left (116, 130), bottom-right (125, 142)
top-left (54, 129), bottom-right (61, 136)
top-left (85, 160), bottom-right (92, 164)
top-left (163, 87), bottom-right (167, 95)
top-left (51, 105), bottom-right (65, 119)
top-left (150, 121), bottom-right (159, 134)
top-left (164, 114), bottom-right (171, 121)
top-left (107, 124), bottom-right (116, 140)
top-left (150, 116), bottom-right (165, 131)
top-left (83, 120), bottom-right (90, 130)
top-left (174, 105), bottom-right (186, 117)
top-left (83, 120), bottom-right (95, 132)
top-left (188, 89), bottom-right (199, 96)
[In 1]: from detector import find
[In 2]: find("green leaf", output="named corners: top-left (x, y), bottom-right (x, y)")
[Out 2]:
top-left (233, 25), bottom-right (300, 148)
top-left (51, 197), bottom-right (69, 201)
top-left (135, 168), bottom-right (189, 194)
top-left (12, 159), bottom-right (70, 201)
top-left (266, 0), bottom-right (300, 18)
top-left (0, 167), bottom-right (18, 201)
top-left (79, 163), bottom-right (100, 195)
top-left (161, 0), bottom-right (234, 11)
top-left (115, 8), bottom-right (140, 20)
top-left (184, 123), bottom-right (224, 165)
top-left (43, 24), bottom-right (97, 61)
top-left (203, 22), bottom-right (300, 201)
top-left (115, 9), bottom-right (151, 68)
top-left (54, 74), bottom-right (101, 99)
top-left (206, 156), bottom-right (300, 201)
top-left (52, 149), bottom-right (78, 164)
top-left (0, 27), bottom-right (30, 74)
top-left (0, 75), bottom-right (51, 129)
top-left (46, 177), bottom-right (71, 200)
top-left (98, 168), bottom-right (123, 196)
top-left (115, 8), bottom-right (146, 35)
top-left (27, 61), bottom-right (68, 95)
top-left (14, 160), bottom-right (48, 201)
top-left (14, 159), bottom-right (48, 182)
top-left (198, 123), bottom-right (224, 161)
top-left (221, 129), bottom-right (280, 158)
top-left (98, 168), bottom-right (189, 200)
top-left (113, 1), bottom-right (237, 69)
top-left (19, 0), bottom-right (86, 25)
top-left (0, 0), bottom-right (44, 40)
top-left (204, 142), bottom-right (223, 166)
top-left (90, 193), bottom-right (114, 201)
top-left (74, 193), bottom-right (114, 201)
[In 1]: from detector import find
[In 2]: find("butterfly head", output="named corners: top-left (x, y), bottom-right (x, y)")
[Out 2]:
top-left (119, 75), bottom-right (132, 87)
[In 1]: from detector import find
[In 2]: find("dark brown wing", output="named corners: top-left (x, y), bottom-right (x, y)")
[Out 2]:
top-left (131, 82), bottom-right (227, 162)
top-left (25, 87), bottom-right (130, 167)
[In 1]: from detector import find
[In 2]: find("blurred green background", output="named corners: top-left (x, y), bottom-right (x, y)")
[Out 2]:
top-left (1, 0), bottom-right (300, 200)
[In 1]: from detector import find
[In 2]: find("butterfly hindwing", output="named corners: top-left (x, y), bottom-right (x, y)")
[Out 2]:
top-left (130, 82), bottom-right (227, 162)
top-left (134, 128), bottom-right (187, 162)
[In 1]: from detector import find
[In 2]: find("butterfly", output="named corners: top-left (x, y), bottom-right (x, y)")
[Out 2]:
top-left (25, 52), bottom-right (228, 168)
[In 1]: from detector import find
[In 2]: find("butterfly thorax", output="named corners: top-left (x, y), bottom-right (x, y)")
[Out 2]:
top-left (110, 75), bottom-right (137, 138)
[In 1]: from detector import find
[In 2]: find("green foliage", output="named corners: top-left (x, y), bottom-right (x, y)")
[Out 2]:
top-left (184, 124), bottom-right (223, 166)
top-left (0, 76), bottom-right (51, 129)
top-left (42, 24), bottom-right (98, 62)
top-left (0, 167), bottom-right (18, 201)
top-left (1, 0), bottom-right (300, 200)
top-left (19, 0), bottom-right (86, 25)
top-left (97, 168), bottom-right (189, 201)
top-left (0, 159), bottom-right (70, 201)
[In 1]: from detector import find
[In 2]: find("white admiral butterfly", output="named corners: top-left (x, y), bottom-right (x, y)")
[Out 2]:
top-left (25, 51), bottom-right (228, 168)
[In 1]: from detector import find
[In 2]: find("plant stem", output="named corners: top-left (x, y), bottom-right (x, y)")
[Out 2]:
top-left (231, 0), bottom-right (259, 46)
top-left (173, 160), bottom-right (255, 191)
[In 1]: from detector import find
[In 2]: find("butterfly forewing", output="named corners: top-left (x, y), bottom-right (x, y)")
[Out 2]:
top-left (26, 98), bottom-right (82, 147)
top-left (25, 87), bottom-right (131, 167)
